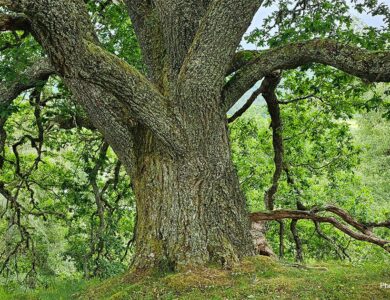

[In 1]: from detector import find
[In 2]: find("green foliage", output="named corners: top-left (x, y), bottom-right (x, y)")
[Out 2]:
top-left (0, 0), bottom-right (389, 295)
top-left (0, 90), bottom-right (136, 285)
top-left (0, 278), bottom-right (96, 300)
top-left (229, 86), bottom-right (390, 261)
top-left (0, 1), bottom-right (144, 287)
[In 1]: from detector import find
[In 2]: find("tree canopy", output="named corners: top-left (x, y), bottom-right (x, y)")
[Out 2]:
top-left (0, 0), bottom-right (389, 291)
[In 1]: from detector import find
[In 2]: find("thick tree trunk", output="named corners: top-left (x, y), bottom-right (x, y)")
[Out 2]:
top-left (4, 0), bottom-right (390, 274)
top-left (130, 114), bottom-right (254, 270)
top-left (16, 0), bottom-right (255, 271)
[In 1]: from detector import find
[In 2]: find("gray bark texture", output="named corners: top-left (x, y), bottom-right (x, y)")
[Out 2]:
top-left (1, 0), bottom-right (390, 270)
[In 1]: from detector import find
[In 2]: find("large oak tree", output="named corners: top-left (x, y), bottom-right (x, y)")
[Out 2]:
top-left (1, 0), bottom-right (389, 270)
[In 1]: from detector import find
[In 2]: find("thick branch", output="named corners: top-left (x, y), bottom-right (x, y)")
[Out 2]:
top-left (22, 0), bottom-right (185, 153)
top-left (227, 50), bottom-right (260, 75)
top-left (227, 86), bottom-right (262, 123)
top-left (223, 39), bottom-right (390, 112)
top-left (124, 1), bottom-right (166, 87)
top-left (124, 0), bottom-right (211, 86)
top-left (154, 0), bottom-right (206, 75)
top-left (0, 59), bottom-right (54, 106)
top-left (82, 42), bottom-right (185, 152)
top-left (250, 209), bottom-right (390, 252)
top-left (262, 73), bottom-right (283, 211)
top-left (0, 13), bottom-right (30, 31)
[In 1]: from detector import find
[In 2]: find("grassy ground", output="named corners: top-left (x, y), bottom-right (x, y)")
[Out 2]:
top-left (1, 256), bottom-right (389, 299)
top-left (0, 279), bottom-right (94, 300)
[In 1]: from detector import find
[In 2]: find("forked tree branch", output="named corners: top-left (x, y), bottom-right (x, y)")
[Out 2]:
top-left (227, 50), bottom-right (260, 75)
top-left (250, 208), bottom-right (390, 252)
top-left (223, 39), bottom-right (390, 112)
top-left (18, 0), bottom-right (186, 153)
top-left (153, 0), bottom-right (207, 74)
top-left (81, 41), bottom-right (186, 152)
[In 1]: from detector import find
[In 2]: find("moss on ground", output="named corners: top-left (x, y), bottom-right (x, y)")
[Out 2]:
top-left (1, 256), bottom-right (389, 299)
top-left (79, 256), bottom-right (389, 300)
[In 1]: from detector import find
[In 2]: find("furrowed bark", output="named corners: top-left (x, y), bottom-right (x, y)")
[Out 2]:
top-left (223, 39), bottom-right (390, 112)
top-left (19, 0), bottom-right (184, 154)
top-left (80, 41), bottom-right (186, 152)
top-left (10, 0), bottom-right (256, 270)
top-left (9, 0), bottom-right (389, 273)
top-left (125, 0), bottom-right (211, 88)
top-left (131, 114), bottom-right (255, 269)
top-left (9, 0), bottom-right (138, 172)
top-left (179, 0), bottom-right (262, 92)
top-left (227, 50), bottom-right (260, 75)
top-left (124, 0), bottom-right (166, 88)
top-left (123, 0), bottom-right (260, 269)
top-left (154, 0), bottom-right (206, 76)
